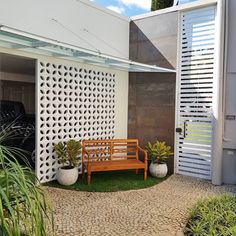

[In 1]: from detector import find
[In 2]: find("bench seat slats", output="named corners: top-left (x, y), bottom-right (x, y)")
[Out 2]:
top-left (84, 160), bottom-right (145, 172)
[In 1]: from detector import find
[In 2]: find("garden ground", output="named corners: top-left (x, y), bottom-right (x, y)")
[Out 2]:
top-left (44, 175), bottom-right (236, 236)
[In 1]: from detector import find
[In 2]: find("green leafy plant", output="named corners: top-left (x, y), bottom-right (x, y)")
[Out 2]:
top-left (185, 195), bottom-right (236, 236)
top-left (54, 139), bottom-right (82, 168)
top-left (146, 140), bottom-right (173, 164)
top-left (0, 124), bottom-right (53, 236)
top-left (151, 0), bottom-right (174, 11)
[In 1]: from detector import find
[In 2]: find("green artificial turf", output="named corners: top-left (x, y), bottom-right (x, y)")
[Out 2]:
top-left (47, 170), bottom-right (168, 192)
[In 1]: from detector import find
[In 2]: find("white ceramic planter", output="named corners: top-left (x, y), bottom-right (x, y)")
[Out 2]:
top-left (57, 167), bottom-right (78, 186)
top-left (149, 162), bottom-right (168, 178)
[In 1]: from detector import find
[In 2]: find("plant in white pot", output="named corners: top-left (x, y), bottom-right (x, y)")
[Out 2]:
top-left (54, 139), bottom-right (82, 186)
top-left (146, 140), bottom-right (173, 178)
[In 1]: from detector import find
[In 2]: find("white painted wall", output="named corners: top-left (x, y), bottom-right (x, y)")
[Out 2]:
top-left (223, 0), bottom-right (236, 149)
top-left (114, 71), bottom-right (128, 139)
top-left (220, 0), bottom-right (236, 184)
top-left (226, 0), bottom-right (236, 73)
top-left (0, 0), bottom-right (130, 59)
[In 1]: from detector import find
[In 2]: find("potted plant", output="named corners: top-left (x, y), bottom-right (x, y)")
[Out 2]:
top-left (146, 140), bottom-right (173, 178)
top-left (54, 139), bottom-right (82, 185)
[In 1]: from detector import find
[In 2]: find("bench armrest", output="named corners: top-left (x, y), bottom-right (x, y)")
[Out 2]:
top-left (138, 146), bottom-right (148, 163)
top-left (82, 149), bottom-right (91, 162)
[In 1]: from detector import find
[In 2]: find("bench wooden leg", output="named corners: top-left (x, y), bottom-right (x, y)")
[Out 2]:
top-left (144, 169), bottom-right (147, 180)
top-left (135, 169), bottom-right (138, 174)
top-left (88, 172), bottom-right (91, 185)
top-left (82, 165), bottom-right (85, 183)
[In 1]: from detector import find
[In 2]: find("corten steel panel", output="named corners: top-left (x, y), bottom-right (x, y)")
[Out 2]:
top-left (136, 107), bottom-right (174, 129)
top-left (128, 12), bottom-right (178, 173)
top-left (135, 77), bottom-right (175, 107)
top-left (128, 12), bottom-right (177, 174)
top-left (128, 73), bottom-right (176, 174)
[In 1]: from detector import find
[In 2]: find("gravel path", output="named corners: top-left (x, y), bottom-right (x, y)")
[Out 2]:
top-left (44, 174), bottom-right (236, 236)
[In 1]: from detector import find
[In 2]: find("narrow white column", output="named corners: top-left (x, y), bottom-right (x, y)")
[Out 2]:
top-left (211, 0), bottom-right (225, 185)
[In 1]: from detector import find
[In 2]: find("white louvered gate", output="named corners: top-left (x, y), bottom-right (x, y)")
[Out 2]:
top-left (175, 6), bottom-right (217, 180)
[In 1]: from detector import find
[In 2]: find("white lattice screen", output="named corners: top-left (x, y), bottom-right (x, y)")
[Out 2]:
top-left (175, 6), bottom-right (216, 179)
top-left (36, 60), bottom-right (115, 183)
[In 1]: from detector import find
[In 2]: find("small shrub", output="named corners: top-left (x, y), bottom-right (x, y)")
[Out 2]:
top-left (146, 140), bottom-right (173, 164)
top-left (185, 195), bottom-right (236, 236)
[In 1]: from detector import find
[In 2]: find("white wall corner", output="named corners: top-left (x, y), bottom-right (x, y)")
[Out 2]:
top-left (211, 0), bottom-right (225, 185)
top-left (114, 71), bottom-right (129, 139)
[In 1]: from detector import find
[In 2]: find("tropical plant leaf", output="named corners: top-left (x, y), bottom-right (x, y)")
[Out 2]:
top-left (54, 139), bottom-right (82, 168)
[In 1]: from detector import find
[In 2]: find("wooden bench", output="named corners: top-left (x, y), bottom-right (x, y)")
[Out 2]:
top-left (82, 139), bottom-right (148, 185)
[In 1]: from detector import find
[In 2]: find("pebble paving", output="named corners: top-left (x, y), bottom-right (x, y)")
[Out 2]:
top-left (44, 174), bottom-right (236, 236)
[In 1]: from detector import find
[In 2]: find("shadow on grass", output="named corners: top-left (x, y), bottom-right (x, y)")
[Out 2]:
top-left (46, 170), bottom-right (169, 192)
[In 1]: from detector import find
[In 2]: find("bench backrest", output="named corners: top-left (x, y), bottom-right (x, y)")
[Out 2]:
top-left (82, 139), bottom-right (139, 161)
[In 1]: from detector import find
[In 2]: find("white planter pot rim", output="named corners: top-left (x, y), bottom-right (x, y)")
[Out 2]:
top-left (60, 166), bottom-right (76, 170)
top-left (151, 162), bottom-right (167, 165)
top-left (57, 166), bottom-right (78, 186)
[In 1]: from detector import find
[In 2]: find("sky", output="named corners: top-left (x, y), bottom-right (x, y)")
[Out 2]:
top-left (90, 0), bottom-right (198, 16)
top-left (90, 0), bottom-right (152, 17)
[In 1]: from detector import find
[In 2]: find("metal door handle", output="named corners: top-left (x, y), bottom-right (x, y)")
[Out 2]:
top-left (183, 120), bottom-right (187, 138)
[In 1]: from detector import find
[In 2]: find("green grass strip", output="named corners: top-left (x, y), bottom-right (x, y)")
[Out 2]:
top-left (47, 170), bottom-right (168, 192)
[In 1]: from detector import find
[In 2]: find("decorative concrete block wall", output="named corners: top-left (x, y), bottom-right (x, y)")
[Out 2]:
top-left (37, 59), bottom-right (118, 183)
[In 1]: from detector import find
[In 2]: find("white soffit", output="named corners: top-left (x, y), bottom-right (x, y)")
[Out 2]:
top-left (0, 26), bottom-right (175, 73)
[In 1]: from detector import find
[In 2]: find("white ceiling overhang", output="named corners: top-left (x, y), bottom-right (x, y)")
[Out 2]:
top-left (0, 26), bottom-right (175, 73)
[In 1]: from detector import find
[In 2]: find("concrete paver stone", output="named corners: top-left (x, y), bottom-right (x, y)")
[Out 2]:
top-left (44, 174), bottom-right (236, 236)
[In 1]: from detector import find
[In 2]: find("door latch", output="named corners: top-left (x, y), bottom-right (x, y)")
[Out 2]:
top-left (176, 127), bottom-right (182, 133)
top-left (176, 120), bottom-right (188, 138)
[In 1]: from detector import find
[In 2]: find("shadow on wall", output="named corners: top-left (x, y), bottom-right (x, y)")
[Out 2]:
top-left (129, 21), bottom-right (176, 70)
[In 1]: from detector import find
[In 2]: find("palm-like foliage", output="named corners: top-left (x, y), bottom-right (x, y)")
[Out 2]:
top-left (54, 139), bottom-right (82, 168)
top-left (146, 140), bottom-right (173, 164)
top-left (0, 125), bottom-right (53, 236)
top-left (151, 0), bottom-right (174, 11)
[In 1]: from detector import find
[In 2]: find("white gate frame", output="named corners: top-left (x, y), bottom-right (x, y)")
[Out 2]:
top-left (211, 0), bottom-right (225, 185)
top-left (174, 0), bottom-right (226, 185)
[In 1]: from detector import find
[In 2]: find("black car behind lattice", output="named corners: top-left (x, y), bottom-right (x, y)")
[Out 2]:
top-left (0, 100), bottom-right (35, 168)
